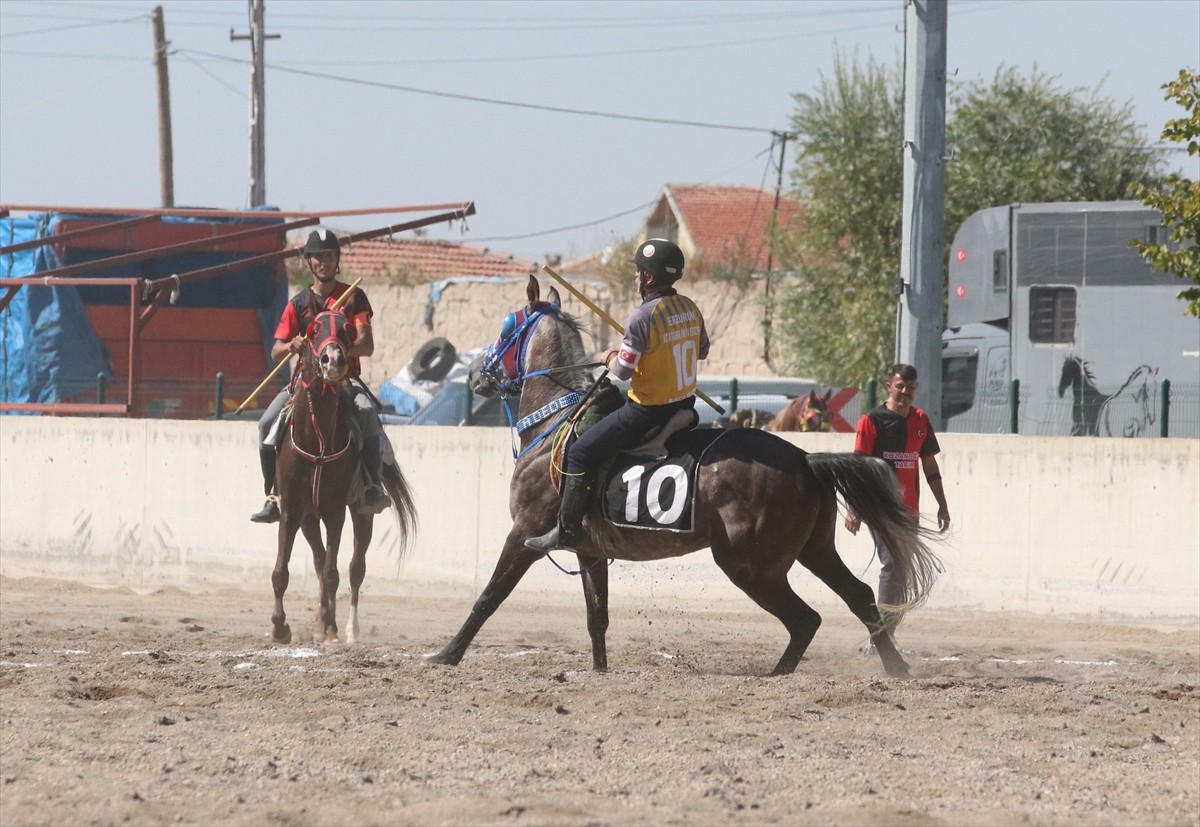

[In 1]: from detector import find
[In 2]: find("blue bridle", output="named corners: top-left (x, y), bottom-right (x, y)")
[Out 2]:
top-left (478, 303), bottom-right (590, 461)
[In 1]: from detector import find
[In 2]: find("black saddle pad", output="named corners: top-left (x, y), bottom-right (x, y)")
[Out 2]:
top-left (600, 429), bottom-right (730, 533)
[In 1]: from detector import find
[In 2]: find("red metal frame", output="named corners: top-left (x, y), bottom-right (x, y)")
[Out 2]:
top-left (0, 202), bottom-right (477, 418)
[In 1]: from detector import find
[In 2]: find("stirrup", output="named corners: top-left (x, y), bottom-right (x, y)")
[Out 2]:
top-left (524, 525), bottom-right (582, 555)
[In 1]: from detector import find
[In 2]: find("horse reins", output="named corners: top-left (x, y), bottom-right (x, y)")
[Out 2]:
top-left (288, 346), bottom-right (354, 519)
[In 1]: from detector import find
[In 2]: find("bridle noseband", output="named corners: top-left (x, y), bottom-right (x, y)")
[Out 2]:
top-left (477, 303), bottom-right (599, 460)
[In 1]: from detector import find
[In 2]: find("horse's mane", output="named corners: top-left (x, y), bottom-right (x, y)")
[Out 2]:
top-left (539, 305), bottom-right (593, 391)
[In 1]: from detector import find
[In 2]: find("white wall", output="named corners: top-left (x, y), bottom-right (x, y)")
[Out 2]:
top-left (1, 417), bottom-right (1196, 623)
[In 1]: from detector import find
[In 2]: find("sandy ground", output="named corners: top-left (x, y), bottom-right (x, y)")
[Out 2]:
top-left (0, 574), bottom-right (1197, 827)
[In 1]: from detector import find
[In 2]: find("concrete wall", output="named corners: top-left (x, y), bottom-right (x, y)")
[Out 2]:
top-left (2, 417), bottom-right (1196, 624)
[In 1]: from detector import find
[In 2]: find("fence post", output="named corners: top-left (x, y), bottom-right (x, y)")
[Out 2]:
top-left (729, 378), bottom-right (739, 412)
top-left (865, 378), bottom-right (877, 412)
top-left (96, 372), bottom-right (106, 405)
top-left (1160, 378), bottom-right (1171, 438)
top-left (214, 372), bottom-right (225, 420)
top-left (463, 382), bottom-right (474, 426)
top-left (1009, 379), bottom-right (1020, 434)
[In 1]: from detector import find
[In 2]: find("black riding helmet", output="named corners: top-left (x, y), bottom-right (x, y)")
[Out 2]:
top-left (303, 228), bottom-right (341, 256)
top-left (631, 238), bottom-right (685, 283)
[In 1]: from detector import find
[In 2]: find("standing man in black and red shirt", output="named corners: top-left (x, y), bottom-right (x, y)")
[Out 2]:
top-left (845, 363), bottom-right (950, 630)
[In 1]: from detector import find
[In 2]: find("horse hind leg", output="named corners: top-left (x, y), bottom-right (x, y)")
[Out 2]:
top-left (346, 512), bottom-right (373, 644)
top-left (711, 535), bottom-right (821, 676)
top-left (799, 511), bottom-right (911, 678)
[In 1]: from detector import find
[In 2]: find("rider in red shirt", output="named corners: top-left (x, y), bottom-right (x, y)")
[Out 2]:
top-left (250, 229), bottom-right (390, 523)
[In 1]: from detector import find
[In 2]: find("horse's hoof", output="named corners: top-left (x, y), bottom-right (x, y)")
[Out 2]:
top-left (272, 624), bottom-right (292, 645)
top-left (427, 650), bottom-right (461, 666)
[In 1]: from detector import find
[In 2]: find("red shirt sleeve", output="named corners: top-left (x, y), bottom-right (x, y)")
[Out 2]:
top-left (274, 302), bottom-right (300, 342)
top-left (853, 414), bottom-right (876, 454)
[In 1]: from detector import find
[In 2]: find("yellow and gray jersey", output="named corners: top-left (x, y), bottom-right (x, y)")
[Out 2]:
top-left (612, 290), bottom-right (709, 406)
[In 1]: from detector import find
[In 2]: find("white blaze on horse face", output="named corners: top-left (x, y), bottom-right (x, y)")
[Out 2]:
top-left (318, 343), bottom-right (348, 383)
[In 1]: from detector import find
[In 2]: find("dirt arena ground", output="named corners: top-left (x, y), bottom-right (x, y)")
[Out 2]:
top-left (0, 574), bottom-right (1196, 827)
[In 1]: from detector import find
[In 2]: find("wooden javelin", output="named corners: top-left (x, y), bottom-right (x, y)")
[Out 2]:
top-left (234, 277), bottom-right (363, 414)
top-left (540, 265), bottom-right (725, 415)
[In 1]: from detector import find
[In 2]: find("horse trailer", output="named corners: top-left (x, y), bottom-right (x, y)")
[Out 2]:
top-left (941, 201), bottom-right (1199, 438)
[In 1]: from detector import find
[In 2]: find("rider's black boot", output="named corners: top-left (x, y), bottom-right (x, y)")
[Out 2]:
top-left (359, 435), bottom-right (391, 515)
top-left (524, 475), bottom-right (594, 554)
top-left (250, 446), bottom-right (280, 524)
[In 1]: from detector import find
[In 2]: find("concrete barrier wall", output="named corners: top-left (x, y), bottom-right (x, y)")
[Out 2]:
top-left (2, 417), bottom-right (1196, 623)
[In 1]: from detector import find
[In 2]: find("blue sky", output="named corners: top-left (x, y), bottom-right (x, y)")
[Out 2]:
top-left (1, 0), bottom-right (1197, 262)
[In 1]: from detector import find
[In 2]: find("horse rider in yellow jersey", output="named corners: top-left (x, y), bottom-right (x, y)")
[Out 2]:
top-left (525, 238), bottom-right (710, 554)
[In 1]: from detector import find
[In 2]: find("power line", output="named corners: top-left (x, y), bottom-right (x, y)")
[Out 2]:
top-left (178, 48), bottom-right (778, 134)
top-left (0, 12), bottom-right (145, 39)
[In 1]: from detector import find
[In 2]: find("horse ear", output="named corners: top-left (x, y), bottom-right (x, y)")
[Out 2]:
top-left (546, 285), bottom-right (561, 307)
top-left (526, 274), bottom-right (540, 309)
top-left (305, 319), bottom-right (320, 340)
top-left (822, 389), bottom-right (832, 403)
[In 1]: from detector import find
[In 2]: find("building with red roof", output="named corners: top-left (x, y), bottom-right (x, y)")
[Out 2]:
top-left (637, 184), bottom-right (802, 275)
top-left (301, 236), bottom-right (538, 283)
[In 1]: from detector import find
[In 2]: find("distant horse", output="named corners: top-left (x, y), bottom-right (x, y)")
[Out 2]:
top-left (1057, 356), bottom-right (1158, 437)
top-left (713, 408), bottom-right (774, 429)
top-left (430, 276), bottom-right (941, 678)
top-left (767, 389), bottom-right (833, 433)
top-left (271, 310), bottom-right (417, 645)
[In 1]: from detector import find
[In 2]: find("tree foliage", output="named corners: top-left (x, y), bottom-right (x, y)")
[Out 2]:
top-left (774, 55), bottom-right (1167, 386)
top-left (1131, 69), bottom-right (1200, 317)
top-left (773, 52), bottom-right (903, 385)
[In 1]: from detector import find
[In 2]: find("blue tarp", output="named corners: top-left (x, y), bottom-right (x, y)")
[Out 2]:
top-left (0, 215), bottom-right (114, 407)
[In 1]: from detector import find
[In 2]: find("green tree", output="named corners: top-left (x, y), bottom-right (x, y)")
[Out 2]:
top-left (774, 51), bottom-right (903, 386)
top-left (945, 66), bottom-right (1164, 235)
top-left (1131, 69), bottom-right (1200, 317)
top-left (774, 57), bottom-right (1167, 386)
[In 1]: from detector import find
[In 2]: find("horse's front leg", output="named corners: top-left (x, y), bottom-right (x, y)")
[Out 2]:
top-left (579, 554), bottom-right (609, 672)
top-left (316, 510), bottom-right (347, 644)
top-left (346, 511), bottom-right (374, 644)
top-left (299, 515), bottom-right (331, 642)
top-left (271, 516), bottom-right (303, 644)
top-left (429, 531), bottom-right (540, 666)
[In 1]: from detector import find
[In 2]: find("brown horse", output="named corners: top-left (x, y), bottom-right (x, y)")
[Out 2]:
top-left (767, 389), bottom-right (833, 432)
top-left (271, 310), bottom-right (417, 645)
top-left (431, 276), bottom-right (940, 677)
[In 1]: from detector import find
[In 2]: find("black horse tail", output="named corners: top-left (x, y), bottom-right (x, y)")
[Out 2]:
top-left (381, 461), bottom-right (418, 564)
top-left (807, 452), bottom-right (943, 612)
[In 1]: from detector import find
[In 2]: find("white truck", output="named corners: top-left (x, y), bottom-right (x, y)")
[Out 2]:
top-left (941, 201), bottom-right (1199, 438)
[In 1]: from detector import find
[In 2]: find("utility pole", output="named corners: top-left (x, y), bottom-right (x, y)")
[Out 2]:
top-left (763, 130), bottom-right (795, 371)
top-left (151, 6), bottom-right (174, 207)
top-left (231, 0), bottom-right (279, 208)
top-left (896, 0), bottom-right (948, 426)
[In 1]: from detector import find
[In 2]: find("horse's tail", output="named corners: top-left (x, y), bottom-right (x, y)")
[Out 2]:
top-left (807, 452), bottom-right (943, 612)
top-left (381, 461), bottom-right (418, 563)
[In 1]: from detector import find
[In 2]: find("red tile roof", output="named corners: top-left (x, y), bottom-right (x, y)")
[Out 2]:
top-left (664, 185), bottom-right (802, 272)
top-left (294, 236), bottom-right (538, 283)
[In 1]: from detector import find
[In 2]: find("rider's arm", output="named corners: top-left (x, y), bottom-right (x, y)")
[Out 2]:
top-left (349, 320), bottom-right (375, 359)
